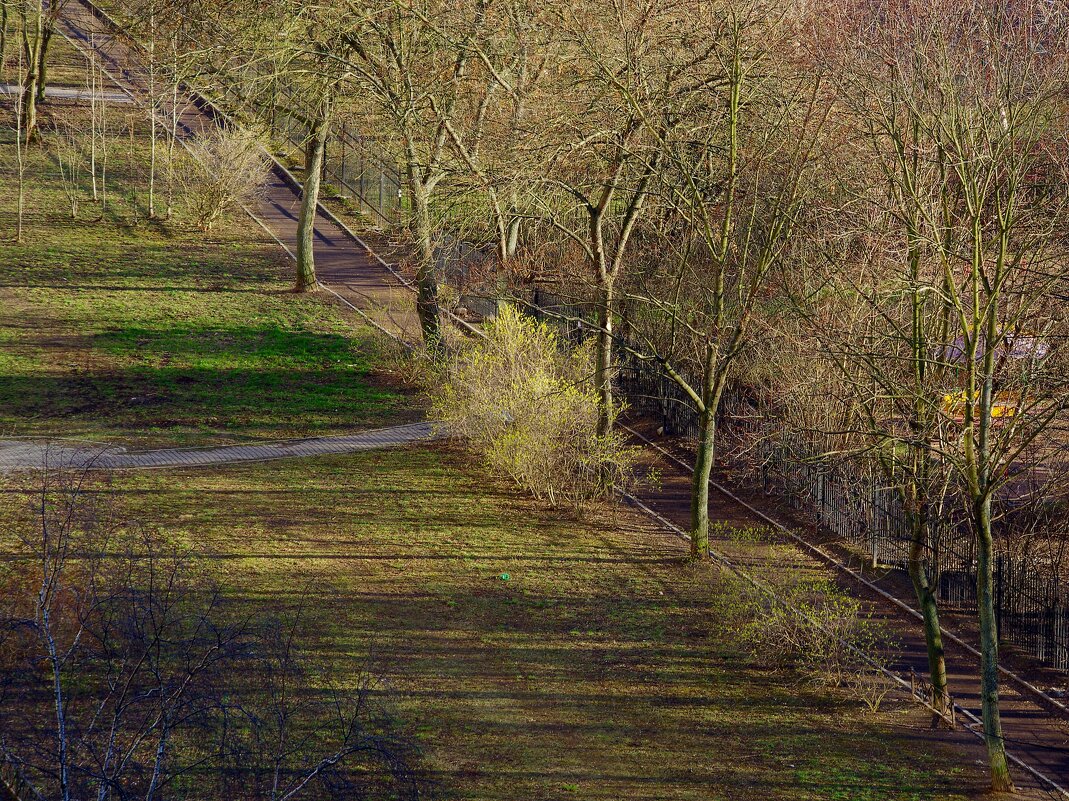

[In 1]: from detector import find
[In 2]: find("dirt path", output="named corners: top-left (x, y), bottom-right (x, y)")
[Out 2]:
top-left (52, 0), bottom-right (1069, 794)
top-left (56, 0), bottom-right (426, 345)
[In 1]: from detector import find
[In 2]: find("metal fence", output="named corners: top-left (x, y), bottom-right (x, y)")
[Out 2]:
top-left (111, 6), bottom-right (405, 224)
top-left (262, 99), bottom-right (402, 223)
top-left (515, 286), bottom-right (1069, 671)
top-left (127, 0), bottom-right (1069, 668)
top-left (617, 350), bottom-right (1069, 672)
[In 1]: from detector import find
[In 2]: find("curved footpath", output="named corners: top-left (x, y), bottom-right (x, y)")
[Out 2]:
top-left (0, 423), bottom-right (437, 471)
top-left (44, 0), bottom-right (1069, 795)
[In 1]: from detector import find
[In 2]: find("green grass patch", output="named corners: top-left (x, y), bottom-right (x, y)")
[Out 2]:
top-left (0, 96), bottom-right (413, 446)
top-left (2, 446), bottom-right (983, 801)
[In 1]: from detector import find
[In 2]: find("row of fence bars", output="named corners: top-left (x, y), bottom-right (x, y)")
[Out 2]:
top-left (515, 287), bottom-right (1069, 673)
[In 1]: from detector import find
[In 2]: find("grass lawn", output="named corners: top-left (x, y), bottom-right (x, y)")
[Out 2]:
top-left (0, 56), bottom-right (412, 447)
top-left (15, 445), bottom-right (981, 801)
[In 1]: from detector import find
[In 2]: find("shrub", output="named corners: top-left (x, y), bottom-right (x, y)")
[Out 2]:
top-left (733, 571), bottom-right (896, 708)
top-left (431, 305), bottom-right (636, 509)
top-left (175, 125), bottom-right (269, 230)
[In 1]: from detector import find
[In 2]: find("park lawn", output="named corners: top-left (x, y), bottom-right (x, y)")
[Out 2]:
top-left (0, 99), bottom-right (413, 447)
top-left (22, 445), bottom-right (985, 801)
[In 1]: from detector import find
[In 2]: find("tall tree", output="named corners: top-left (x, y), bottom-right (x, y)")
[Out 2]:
top-left (525, 0), bottom-right (691, 438)
top-left (624, 1), bottom-right (823, 555)
top-left (336, 0), bottom-right (504, 352)
top-left (824, 0), bottom-right (1069, 789)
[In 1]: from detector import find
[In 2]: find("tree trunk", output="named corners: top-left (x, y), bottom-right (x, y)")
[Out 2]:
top-left (594, 280), bottom-right (614, 439)
top-left (1, 4), bottom-right (9, 81)
top-left (294, 101), bottom-right (330, 292)
top-left (690, 407), bottom-right (715, 558)
top-left (906, 518), bottom-right (951, 726)
top-left (975, 496), bottom-right (1015, 793)
top-left (21, 1), bottom-right (43, 143)
top-left (21, 68), bottom-right (39, 143)
top-left (406, 173), bottom-right (442, 353)
top-left (505, 215), bottom-right (521, 259)
top-left (35, 19), bottom-right (53, 104)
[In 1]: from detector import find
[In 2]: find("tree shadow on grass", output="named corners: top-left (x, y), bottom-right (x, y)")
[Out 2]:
top-left (0, 325), bottom-right (409, 440)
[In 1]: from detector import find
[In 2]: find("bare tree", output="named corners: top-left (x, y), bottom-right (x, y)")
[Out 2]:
top-left (14, 17), bottom-right (26, 241)
top-left (337, 0), bottom-right (501, 353)
top-left (52, 115), bottom-right (85, 219)
top-left (814, 0), bottom-right (1069, 790)
top-left (0, 470), bottom-right (422, 801)
top-left (519, 0), bottom-right (696, 439)
top-left (623, 1), bottom-right (823, 556)
top-left (175, 124), bottom-right (269, 230)
top-left (15, 0), bottom-right (65, 142)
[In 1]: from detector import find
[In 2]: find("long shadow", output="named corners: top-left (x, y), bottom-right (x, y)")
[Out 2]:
top-left (0, 324), bottom-right (406, 437)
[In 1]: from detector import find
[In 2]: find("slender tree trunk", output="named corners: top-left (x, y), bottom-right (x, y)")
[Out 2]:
top-left (165, 37), bottom-right (178, 218)
top-left (975, 495), bottom-right (1014, 792)
top-left (907, 515), bottom-right (951, 725)
top-left (98, 61), bottom-right (108, 215)
top-left (42, 612), bottom-right (71, 801)
top-left (88, 44), bottom-right (98, 201)
top-left (594, 280), bottom-right (614, 438)
top-left (294, 96), bottom-right (330, 292)
top-left (409, 179), bottom-right (442, 353)
top-left (1, 4), bottom-right (9, 80)
top-left (15, 39), bottom-right (25, 242)
top-left (690, 407), bottom-right (715, 558)
top-left (147, 5), bottom-right (156, 218)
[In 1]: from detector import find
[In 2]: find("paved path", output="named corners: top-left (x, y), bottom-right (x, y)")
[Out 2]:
top-left (0, 422), bottom-right (437, 471)
top-left (56, 0), bottom-right (427, 346)
top-left (0, 84), bottom-right (133, 103)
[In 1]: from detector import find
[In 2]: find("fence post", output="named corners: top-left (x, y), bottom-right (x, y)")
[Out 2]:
top-left (995, 555), bottom-right (1003, 640)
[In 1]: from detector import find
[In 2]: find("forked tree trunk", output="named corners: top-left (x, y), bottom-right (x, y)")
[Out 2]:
top-left (20, 0), bottom-right (43, 143)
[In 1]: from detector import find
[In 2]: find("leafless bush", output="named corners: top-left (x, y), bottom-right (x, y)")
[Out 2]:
top-left (0, 469), bottom-right (421, 801)
top-left (175, 125), bottom-right (269, 230)
top-left (846, 667), bottom-right (895, 715)
top-left (51, 117), bottom-right (86, 219)
top-left (431, 304), bottom-right (636, 509)
top-left (734, 571), bottom-right (896, 707)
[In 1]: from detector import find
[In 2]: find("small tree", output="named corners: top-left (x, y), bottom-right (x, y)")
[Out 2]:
top-left (176, 125), bottom-right (269, 231)
top-left (0, 469), bottom-right (422, 801)
top-left (52, 116), bottom-right (84, 219)
top-left (623, 0), bottom-right (823, 557)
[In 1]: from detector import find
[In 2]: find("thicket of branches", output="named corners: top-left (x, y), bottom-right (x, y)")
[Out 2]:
top-left (0, 471), bottom-right (422, 801)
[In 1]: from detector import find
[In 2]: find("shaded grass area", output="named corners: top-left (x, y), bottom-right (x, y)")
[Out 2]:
top-left (18, 445), bottom-right (984, 801)
top-left (0, 96), bottom-right (412, 446)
